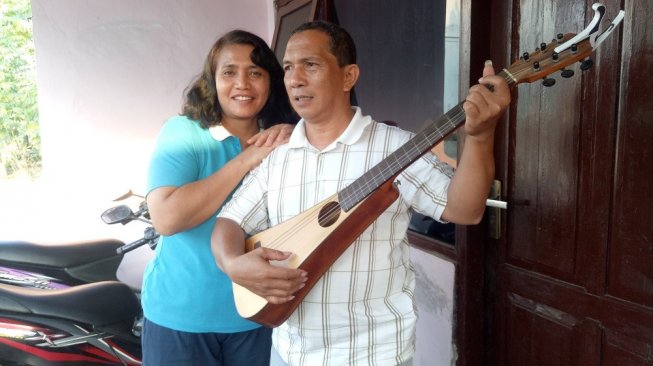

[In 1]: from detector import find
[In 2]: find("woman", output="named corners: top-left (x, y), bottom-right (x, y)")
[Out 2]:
top-left (141, 30), bottom-right (297, 365)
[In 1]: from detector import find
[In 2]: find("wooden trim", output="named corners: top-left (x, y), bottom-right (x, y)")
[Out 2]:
top-left (453, 1), bottom-right (494, 365)
top-left (271, 0), bottom-right (319, 52)
top-left (407, 231), bottom-right (456, 261)
top-left (274, 0), bottom-right (295, 9)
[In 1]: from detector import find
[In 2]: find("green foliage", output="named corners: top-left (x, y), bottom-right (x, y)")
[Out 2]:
top-left (0, 0), bottom-right (41, 179)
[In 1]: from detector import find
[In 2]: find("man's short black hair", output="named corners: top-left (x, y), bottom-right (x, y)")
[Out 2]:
top-left (291, 20), bottom-right (357, 67)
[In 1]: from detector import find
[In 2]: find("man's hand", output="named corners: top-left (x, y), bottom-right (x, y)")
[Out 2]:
top-left (441, 60), bottom-right (511, 225)
top-left (223, 247), bottom-right (308, 304)
top-left (462, 60), bottom-right (511, 141)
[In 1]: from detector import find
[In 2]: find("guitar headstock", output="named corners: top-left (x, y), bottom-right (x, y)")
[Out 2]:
top-left (502, 3), bottom-right (625, 87)
top-left (506, 33), bottom-right (593, 86)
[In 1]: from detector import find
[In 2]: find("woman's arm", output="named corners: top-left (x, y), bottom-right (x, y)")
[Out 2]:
top-left (147, 125), bottom-right (292, 236)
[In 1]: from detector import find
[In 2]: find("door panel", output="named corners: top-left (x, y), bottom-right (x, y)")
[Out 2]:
top-left (509, 0), bottom-right (586, 281)
top-left (487, 0), bottom-right (653, 364)
top-left (606, 0), bottom-right (653, 309)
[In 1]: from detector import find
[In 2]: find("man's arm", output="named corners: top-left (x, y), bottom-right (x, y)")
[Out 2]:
top-left (211, 217), bottom-right (307, 304)
top-left (442, 61), bottom-right (511, 224)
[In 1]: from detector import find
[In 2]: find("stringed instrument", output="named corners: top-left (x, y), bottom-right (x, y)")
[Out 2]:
top-left (233, 3), bottom-right (625, 327)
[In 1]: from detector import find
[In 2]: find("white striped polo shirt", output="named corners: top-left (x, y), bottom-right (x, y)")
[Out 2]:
top-left (219, 107), bottom-right (453, 365)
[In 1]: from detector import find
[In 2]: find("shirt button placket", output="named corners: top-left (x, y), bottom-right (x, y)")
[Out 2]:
top-left (316, 152), bottom-right (324, 199)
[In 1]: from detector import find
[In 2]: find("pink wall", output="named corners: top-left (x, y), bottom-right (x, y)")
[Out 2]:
top-left (0, 1), bottom-right (273, 241)
top-left (32, 0), bottom-right (273, 191)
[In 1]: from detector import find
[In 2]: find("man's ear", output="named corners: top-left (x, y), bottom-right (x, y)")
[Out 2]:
top-left (343, 64), bottom-right (360, 92)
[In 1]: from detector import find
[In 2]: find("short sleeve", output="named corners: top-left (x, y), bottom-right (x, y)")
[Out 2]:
top-left (147, 117), bottom-right (200, 193)
top-left (397, 152), bottom-right (453, 222)
top-left (218, 161), bottom-right (271, 235)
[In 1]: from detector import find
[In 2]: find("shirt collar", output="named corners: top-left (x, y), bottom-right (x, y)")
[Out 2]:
top-left (209, 123), bottom-right (264, 142)
top-left (287, 107), bottom-right (373, 151)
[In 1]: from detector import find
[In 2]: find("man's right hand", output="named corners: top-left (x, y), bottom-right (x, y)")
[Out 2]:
top-left (224, 247), bottom-right (308, 304)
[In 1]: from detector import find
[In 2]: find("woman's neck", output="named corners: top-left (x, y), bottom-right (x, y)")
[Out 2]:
top-left (221, 118), bottom-right (259, 147)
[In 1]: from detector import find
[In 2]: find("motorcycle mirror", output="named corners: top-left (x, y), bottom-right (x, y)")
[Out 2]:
top-left (112, 189), bottom-right (145, 202)
top-left (101, 205), bottom-right (135, 225)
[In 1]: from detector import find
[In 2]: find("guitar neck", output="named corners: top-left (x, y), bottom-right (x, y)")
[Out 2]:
top-left (338, 70), bottom-right (513, 212)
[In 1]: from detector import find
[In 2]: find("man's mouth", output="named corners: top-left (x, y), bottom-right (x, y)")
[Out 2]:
top-left (293, 95), bottom-right (312, 102)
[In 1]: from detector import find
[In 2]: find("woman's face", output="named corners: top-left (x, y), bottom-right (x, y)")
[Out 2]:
top-left (215, 44), bottom-right (270, 124)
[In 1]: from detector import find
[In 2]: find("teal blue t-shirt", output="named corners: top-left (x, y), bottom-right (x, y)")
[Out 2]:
top-left (142, 115), bottom-right (260, 333)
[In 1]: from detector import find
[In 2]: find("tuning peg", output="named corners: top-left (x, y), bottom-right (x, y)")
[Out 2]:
top-left (540, 42), bottom-right (547, 51)
top-left (522, 52), bottom-right (530, 61)
top-left (580, 58), bottom-right (594, 71)
top-left (552, 52), bottom-right (559, 62)
top-left (560, 69), bottom-right (575, 78)
top-left (542, 78), bottom-right (556, 87)
top-left (556, 33), bottom-right (564, 43)
top-left (571, 44), bottom-right (578, 54)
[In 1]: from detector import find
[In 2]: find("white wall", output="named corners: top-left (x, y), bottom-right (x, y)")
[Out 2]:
top-left (32, 0), bottom-right (274, 197)
top-left (411, 246), bottom-right (456, 366)
top-left (0, 0), bottom-right (274, 242)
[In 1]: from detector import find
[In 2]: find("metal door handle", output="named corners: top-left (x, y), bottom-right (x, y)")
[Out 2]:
top-left (488, 180), bottom-right (503, 239)
top-left (486, 199), bottom-right (507, 209)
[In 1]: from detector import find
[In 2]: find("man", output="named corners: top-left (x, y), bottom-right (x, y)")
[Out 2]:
top-left (211, 21), bottom-right (510, 365)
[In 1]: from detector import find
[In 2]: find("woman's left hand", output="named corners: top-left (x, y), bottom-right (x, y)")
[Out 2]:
top-left (247, 123), bottom-right (294, 147)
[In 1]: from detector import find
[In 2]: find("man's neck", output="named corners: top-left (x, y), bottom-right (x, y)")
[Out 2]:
top-left (305, 107), bottom-right (355, 150)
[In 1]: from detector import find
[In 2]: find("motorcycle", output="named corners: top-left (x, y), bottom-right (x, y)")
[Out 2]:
top-left (0, 192), bottom-right (158, 365)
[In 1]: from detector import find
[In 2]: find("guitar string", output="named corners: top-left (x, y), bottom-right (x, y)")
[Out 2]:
top-left (259, 71), bottom-right (521, 251)
top-left (265, 55), bottom-right (575, 251)
top-left (259, 104), bottom-right (468, 251)
top-left (339, 70), bottom-right (517, 210)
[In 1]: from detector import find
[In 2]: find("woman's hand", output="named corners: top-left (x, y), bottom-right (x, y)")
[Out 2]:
top-left (237, 144), bottom-right (273, 171)
top-left (238, 123), bottom-right (294, 170)
top-left (247, 123), bottom-right (294, 147)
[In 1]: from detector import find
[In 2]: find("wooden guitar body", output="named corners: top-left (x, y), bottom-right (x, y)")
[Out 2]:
top-left (233, 179), bottom-right (399, 327)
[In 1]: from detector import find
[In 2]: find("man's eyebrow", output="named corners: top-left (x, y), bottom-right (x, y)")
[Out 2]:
top-left (299, 56), bottom-right (321, 63)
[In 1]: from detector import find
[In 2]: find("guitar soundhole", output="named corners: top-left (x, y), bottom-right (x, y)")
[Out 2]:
top-left (318, 201), bottom-right (341, 227)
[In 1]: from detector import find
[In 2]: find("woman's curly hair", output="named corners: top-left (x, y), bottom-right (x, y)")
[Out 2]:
top-left (181, 29), bottom-right (297, 129)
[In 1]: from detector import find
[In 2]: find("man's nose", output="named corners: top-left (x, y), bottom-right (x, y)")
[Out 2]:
top-left (285, 69), bottom-right (305, 88)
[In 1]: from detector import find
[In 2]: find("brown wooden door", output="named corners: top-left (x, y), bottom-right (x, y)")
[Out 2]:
top-left (483, 0), bottom-right (653, 364)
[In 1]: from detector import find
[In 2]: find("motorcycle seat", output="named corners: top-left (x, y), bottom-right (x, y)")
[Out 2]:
top-left (0, 239), bottom-right (124, 268)
top-left (0, 281), bottom-right (140, 327)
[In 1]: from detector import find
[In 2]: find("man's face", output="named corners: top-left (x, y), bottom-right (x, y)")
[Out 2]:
top-left (283, 30), bottom-right (347, 124)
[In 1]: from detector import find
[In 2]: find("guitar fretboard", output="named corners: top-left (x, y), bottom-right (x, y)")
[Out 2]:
top-left (338, 70), bottom-right (512, 212)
